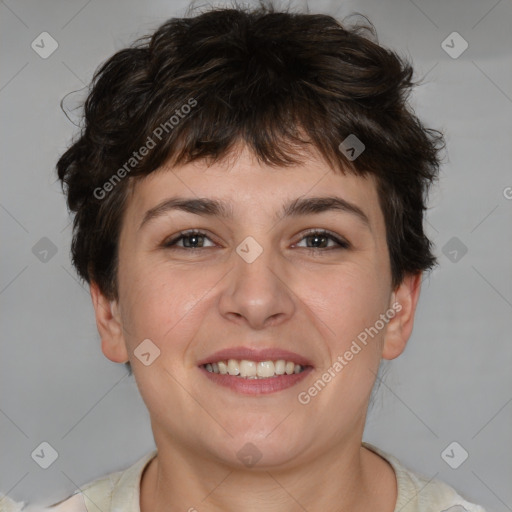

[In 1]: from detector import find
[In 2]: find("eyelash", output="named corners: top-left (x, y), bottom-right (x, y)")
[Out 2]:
top-left (162, 229), bottom-right (350, 253)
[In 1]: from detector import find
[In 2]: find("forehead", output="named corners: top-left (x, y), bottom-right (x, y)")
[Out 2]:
top-left (123, 144), bottom-right (382, 229)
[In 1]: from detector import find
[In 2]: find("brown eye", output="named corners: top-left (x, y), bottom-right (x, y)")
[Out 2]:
top-left (163, 230), bottom-right (215, 249)
top-left (161, 229), bottom-right (350, 252)
top-left (295, 229), bottom-right (350, 251)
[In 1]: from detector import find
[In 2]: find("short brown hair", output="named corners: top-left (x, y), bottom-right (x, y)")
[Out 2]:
top-left (57, 1), bottom-right (444, 301)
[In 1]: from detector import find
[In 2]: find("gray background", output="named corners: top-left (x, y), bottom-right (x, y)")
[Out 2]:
top-left (1, 0), bottom-right (511, 510)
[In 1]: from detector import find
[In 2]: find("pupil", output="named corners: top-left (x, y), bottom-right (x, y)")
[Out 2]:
top-left (310, 235), bottom-right (326, 248)
top-left (185, 234), bottom-right (202, 248)
top-left (183, 234), bottom-right (328, 248)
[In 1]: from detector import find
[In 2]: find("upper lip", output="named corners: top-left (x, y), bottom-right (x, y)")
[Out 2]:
top-left (197, 346), bottom-right (314, 367)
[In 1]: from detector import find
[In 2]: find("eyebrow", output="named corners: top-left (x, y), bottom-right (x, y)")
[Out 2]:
top-left (138, 195), bottom-right (370, 231)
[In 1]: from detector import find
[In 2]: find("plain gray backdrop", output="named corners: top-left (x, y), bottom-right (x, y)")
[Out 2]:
top-left (1, 0), bottom-right (511, 510)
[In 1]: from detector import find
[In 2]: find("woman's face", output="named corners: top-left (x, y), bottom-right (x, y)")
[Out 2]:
top-left (94, 144), bottom-right (418, 469)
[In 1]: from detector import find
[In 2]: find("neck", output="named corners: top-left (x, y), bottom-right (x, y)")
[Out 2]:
top-left (140, 434), bottom-right (397, 512)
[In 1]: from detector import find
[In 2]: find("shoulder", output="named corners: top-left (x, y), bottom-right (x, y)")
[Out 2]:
top-left (362, 442), bottom-right (488, 512)
top-left (47, 474), bottom-right (115, 511)
top-left (41, 470), bottom-right (119, 512)
top-left (0, 493), bottom-right (88, 512)
top-left (0, 494), bottom-right (25, 512)
top-left (46, 450), bottom-right (157, 512)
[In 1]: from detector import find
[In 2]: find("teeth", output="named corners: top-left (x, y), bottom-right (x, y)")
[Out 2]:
top-left (217, 361), bottom-right (228, 374)
top-left (239, 360), bottom-right (257, 377)
top-left (257, 361), bottom-right (275, 378)
top-left (203, 359), bottom-right (306, 378)
top-left (227, 359), bottom-right (240, 376)
top-left (275, 360), bottom-right (286, 375)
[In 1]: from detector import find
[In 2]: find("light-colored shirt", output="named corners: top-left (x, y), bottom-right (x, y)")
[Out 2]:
top-left (1, 443), bottom-right (488, 511)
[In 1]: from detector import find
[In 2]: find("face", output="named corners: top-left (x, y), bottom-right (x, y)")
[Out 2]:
top-left (92, 143), bottom-right (420, 470)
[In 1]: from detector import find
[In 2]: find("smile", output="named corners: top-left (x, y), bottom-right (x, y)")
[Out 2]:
top-left (202, 359), bottom-right (306, 378)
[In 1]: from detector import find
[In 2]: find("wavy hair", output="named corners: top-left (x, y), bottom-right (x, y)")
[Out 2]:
top-left (57, 1), bottom-right (444, 301)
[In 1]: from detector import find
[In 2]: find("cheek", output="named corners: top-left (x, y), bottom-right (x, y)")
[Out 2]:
top-left (118, 241), bottom-right (390, 362)
top-left (302, 262), bottom-right (390, 346)
top-left (118, 262), bottom-right (217, 353)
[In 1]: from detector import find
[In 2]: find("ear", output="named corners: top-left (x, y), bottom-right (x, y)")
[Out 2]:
top-left (89, 281), bottom-right (129, 363)
top-left (382, 272), bottom-right (422, 360)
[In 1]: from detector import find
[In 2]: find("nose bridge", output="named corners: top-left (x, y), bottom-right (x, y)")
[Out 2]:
top-left (218, 234), bottom-right (295, 329)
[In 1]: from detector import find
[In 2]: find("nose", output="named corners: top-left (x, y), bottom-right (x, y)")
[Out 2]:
top-left (217, 243), bottom-right (296, 330)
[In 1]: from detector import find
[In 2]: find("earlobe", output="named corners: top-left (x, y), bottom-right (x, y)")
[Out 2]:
top-left (382, 273), bottom-right (422, 360)
top-left (89, 281), bottom-right (129, 363)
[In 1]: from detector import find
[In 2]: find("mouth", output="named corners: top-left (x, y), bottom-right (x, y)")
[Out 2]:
top-left (197, 347), bottom-right (314, 395)
top-left (201, 359), bottom-right (308, 378)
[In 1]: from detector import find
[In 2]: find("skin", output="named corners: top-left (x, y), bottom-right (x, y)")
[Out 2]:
top-left (90, 143), bottom-right (422, 512)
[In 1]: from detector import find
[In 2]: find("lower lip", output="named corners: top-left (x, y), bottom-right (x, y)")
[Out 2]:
top-left (199, 366), bottom-right (313, 395)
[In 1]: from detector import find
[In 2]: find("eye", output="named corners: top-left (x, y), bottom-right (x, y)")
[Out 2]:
top-left (162, 230), bottom-right (216, 249)
top-left (161, 229), bottom-right (350, 252)
top-left (294, 229), bottom-right (350, 251)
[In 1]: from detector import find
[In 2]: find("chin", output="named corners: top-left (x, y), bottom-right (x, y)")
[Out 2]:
top-left (211, 428), bottom-right (305, 470)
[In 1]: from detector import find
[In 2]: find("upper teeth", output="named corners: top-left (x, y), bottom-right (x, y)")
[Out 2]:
top-left (204, 359), bottom-right (304, 378)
